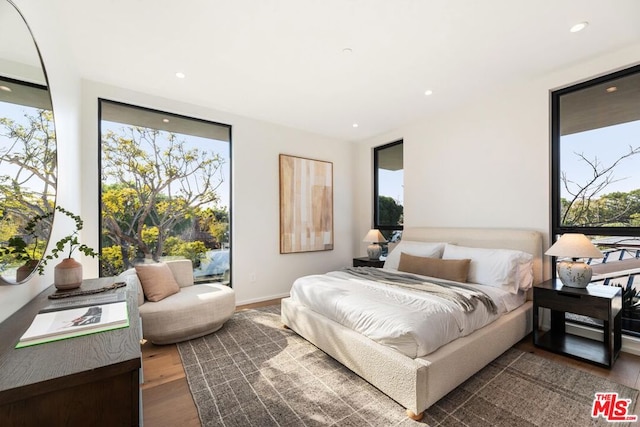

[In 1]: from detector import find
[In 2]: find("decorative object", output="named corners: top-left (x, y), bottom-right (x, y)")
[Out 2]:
top-left (177, 306), bottom-right (639, 427)
top-left (39, 207), bottom-right (100, 290)
top-left (545, 233), bottom-right (603, 288)
top-left (279, 154), bottom-right (333, 253)
top-left (363, 228), bottom-right (386, 260)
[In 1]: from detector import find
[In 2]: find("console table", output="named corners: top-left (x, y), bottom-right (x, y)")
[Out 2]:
top-left (0, 278), bottom-right (142, 426)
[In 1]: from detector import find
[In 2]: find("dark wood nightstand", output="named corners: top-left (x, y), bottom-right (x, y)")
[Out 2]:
top-left (353, 257), bottom-right (385, 268)
top-left (533, 279), bottom-right (622, 368)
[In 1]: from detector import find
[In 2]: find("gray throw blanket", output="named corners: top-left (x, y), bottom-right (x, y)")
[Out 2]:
top-left (342, 267), bottom-right (498, 314)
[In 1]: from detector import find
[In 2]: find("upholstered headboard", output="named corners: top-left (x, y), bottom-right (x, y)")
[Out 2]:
top-left (401, 227), bottom-right (544, 286)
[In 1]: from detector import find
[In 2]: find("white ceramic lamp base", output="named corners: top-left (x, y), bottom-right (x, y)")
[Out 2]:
top-left (367, 243), bottom-right (382, 260)
top-left (556, 260), bottom-right (592, 288)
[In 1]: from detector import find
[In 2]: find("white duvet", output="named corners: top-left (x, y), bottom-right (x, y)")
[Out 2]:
top-left (289, 269), bottom-right (526, 358)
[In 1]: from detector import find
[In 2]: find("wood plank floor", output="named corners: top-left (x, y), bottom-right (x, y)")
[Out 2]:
top-left (141, 300), bottom-right (640, 426)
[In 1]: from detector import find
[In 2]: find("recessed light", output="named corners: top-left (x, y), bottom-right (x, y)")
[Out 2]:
top-left (606, 86), bottom-right (618, 93)
top-left (342, 47), bottom-right (353, 54)
top-left (424, 89), bottom-right (433, 96)
top-left (352, 123), bottom-right (359, 128)
top-left (175, 72), bottom-right (186, 79)
top-left (162, 118), bottom-right (170, 123)
top-left (570, 22), bottom-right (588, 33)
top-left (0, 85), bottom-right (11, 92)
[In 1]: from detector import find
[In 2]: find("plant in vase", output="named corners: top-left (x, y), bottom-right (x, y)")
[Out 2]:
top-left (38, 206), bottom-right (99, 290)
top-left (0, 236), bottom-right (38, 281)
top-left (0, 211), bottom-right (50, 281)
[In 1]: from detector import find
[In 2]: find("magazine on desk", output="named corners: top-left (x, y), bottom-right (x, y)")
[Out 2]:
top-left (16, 301), bottom-right (129, 348)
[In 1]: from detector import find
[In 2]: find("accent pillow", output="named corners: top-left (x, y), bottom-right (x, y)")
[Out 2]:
top-left (398, 252), bottom-right (471, 283)
top-left (135, 263), bottom-right (180, 302)
top-left (442, 244), bottom-right (533, 294)
top-left (383, 240), bottom-right (446, 270)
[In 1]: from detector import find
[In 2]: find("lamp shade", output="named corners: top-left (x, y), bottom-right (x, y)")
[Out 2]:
top-left (363, 229), bottom-right (387, 243)
top-left (545, 233), bottom-right (603, 259)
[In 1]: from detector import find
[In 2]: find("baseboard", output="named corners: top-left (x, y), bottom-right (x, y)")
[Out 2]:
top-left (565, 322), bottom-right (640, 356)
top-left (537, 310), bottom-right (640, 356)
top-left (235, 293), bottom-right (288, 307)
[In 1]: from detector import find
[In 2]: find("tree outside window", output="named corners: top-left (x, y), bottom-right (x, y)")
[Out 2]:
top-left (99, 100), bottom-right (231, 285)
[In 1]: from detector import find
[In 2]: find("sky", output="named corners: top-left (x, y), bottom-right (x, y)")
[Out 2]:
top-left (101, 121), bottom-right (230, 210)
top-left (379, 169), bottom-right (404, 205)
top-left (560, 120), bottom-right (640, 199)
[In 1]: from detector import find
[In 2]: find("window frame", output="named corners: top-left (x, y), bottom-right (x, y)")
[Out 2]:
top-left (373, 139), bottom-right (404, 234)
top-left (551, 64), bottom-right (640, 238)
top-left (97, 98), bottom-right (232, 283)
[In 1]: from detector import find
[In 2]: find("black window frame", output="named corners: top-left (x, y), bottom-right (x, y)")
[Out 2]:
top-left (373, 139), bottom-right (404, 234)
top-left (551, 64), bottom-right (640, 239)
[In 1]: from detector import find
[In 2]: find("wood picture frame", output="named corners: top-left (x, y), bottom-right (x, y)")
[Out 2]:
top-left (279, 154), bottom-right (333, 253)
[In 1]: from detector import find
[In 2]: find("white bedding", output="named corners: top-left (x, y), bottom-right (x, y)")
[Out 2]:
top-left (289, 269), bottom-right (526, 358)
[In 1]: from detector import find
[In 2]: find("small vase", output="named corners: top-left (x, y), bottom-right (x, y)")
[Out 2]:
top-left (54, 258), bottom-right (83, 290)
top-left (16, 259), bottom-right (39, 282)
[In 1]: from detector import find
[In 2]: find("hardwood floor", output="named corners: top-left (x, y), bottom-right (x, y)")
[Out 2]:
top-left (142, 300), bottom-right (640, 426)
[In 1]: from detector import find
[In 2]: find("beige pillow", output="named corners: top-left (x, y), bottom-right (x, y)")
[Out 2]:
top-left (135, 263), bottom-right (180, 302)
top-left (398, 252), bottom-right (471, 283)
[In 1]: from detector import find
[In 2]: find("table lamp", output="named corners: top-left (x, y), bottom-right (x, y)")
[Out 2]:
top-left (545, 233), bottom-right (603, 288)
top-left (363, 229), bottom-right (387, 260)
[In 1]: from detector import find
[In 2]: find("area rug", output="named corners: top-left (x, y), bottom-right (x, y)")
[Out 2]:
top-left (177, 306), bottom-right (639, 426)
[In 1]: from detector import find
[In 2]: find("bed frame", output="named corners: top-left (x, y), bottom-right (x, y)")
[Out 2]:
top-left (281, 227), bottom-right (543, 420)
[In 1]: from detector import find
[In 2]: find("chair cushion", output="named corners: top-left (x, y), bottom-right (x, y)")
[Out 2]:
top-left (135, 263), bottom-right (180, 302)
top-left (138, 283), bottom-right (235, 344)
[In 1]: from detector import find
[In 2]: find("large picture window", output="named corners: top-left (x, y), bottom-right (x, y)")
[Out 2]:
top-left (373, 140), bottom-right (403, 241)
top-left (99, 100), bottom-right (231, 285)
top-left (551, 64), bottom-right (640, 335)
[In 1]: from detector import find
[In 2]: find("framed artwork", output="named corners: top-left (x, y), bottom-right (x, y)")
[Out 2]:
top-left (279, 154), bottom-right (333, 253)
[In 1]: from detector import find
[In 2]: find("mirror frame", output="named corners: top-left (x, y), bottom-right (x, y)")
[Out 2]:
top-left (0, 0), bottom-right (57, 284)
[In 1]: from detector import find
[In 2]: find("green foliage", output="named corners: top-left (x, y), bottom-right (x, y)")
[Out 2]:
top-left (100, 244), bottom-right (133, 277)
top-left (163, 236), bottom-right (207, 267)
top-left (618, 284), bottom-right (640, 316)
top-left (100, 126), bottom-right (226, 273)
top-left (561, 188), bottom-right (640, 227)
top-left (378, 195), bottom-right (403, 226)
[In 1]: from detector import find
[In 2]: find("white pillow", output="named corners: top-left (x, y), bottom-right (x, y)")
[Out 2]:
top-left (383, 240), bottom-right (446, 270)
top-left (442, 244), bottom-right (533, 294)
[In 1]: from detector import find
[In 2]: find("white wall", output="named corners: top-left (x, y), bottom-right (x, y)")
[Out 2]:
top-left (353, 43), bottom-right (640, 279)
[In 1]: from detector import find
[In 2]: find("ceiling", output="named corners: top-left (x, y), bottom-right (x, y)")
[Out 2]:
top-left (38, 1), bottom-right (640, 141)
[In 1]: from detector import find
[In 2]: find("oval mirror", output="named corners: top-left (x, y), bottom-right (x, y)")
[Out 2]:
top-left (0, 0), bottom-right (56, 284)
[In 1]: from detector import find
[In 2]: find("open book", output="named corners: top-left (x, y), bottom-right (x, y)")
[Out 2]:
top-left (16, 301), bottom-right (129, 348)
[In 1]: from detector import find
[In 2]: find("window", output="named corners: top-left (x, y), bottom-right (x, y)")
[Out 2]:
top-left (99, 100), bottom-right (231, 285)
top-left (374, 140), bottom-right (403, 241)
top-left (551, 64), bottom-right (640, 335)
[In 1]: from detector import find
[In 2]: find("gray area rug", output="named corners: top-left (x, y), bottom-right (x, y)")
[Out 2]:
top-left (177, 306), bottom-right (639, 426)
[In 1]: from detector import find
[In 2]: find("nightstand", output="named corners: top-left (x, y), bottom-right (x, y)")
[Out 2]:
top-left (353, 257), bottom-right (385, 268)
top-left (533, 279), bottom-right (622, 368)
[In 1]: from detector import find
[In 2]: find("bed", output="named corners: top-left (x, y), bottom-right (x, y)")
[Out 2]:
top-left (281, 227), bottom-right (543, 420)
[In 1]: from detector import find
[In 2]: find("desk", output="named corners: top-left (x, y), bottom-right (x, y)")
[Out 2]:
top-left (533, 279), bottom-right (622, 368)
top-left (0, 278), bottom-right (142, 426)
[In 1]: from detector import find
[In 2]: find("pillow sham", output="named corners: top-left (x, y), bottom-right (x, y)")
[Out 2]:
top-left (135, 262), bottom-right (180, 302)
top-left (383, 240), bottom-right (446, 270)
top-left (441, 244), bottom-right (533, 294)
top-left (398, 252), bottom-right (471, 282)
